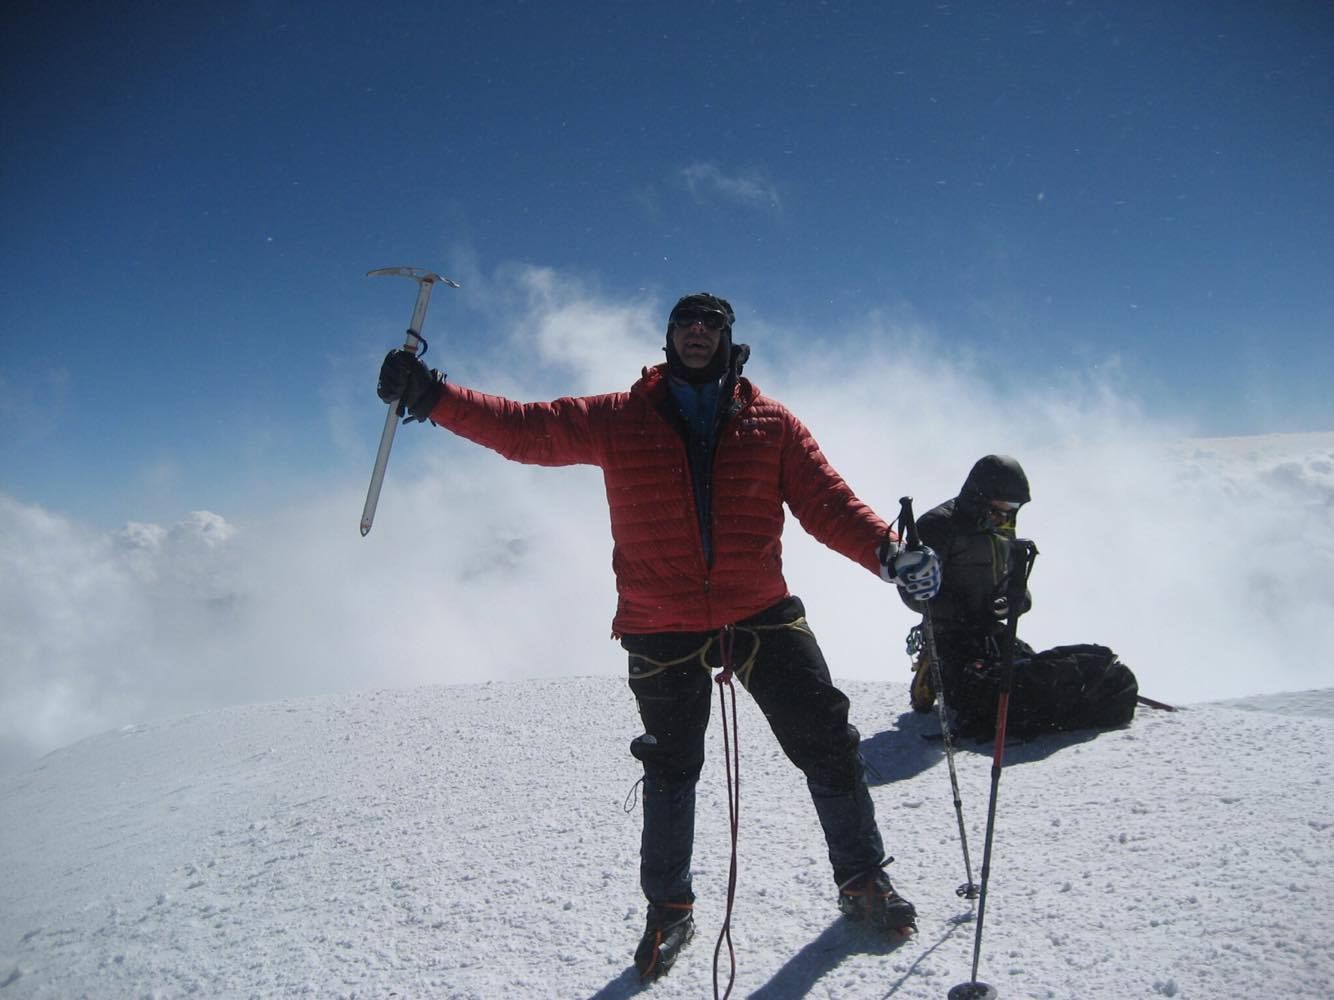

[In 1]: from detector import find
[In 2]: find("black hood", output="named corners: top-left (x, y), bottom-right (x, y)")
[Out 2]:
top-left (958, 455), bottom-right (1031, 510)
top-left (664, 292), bottom-right (735, 384)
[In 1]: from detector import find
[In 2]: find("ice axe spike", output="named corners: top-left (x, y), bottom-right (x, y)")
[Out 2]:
top-left (359, 267), bottom-right (460, 537)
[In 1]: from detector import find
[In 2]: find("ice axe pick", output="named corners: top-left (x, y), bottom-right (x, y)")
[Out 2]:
top-left (359, 266), bottom-right (459, 537)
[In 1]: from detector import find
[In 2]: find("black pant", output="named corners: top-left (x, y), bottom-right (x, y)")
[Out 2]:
top-left (624, 596), bottom-right (885, 903)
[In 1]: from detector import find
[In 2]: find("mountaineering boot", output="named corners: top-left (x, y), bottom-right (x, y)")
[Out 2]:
top-left (633, 901), bottom-right (695, 980)
top-left (838, 866), bottom-right (918, 935)
top-left (910, 651), bottom-right (936, 712)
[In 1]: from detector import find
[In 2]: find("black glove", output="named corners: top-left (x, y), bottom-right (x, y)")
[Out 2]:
top-left (377, 349), bottom-right (445, 423)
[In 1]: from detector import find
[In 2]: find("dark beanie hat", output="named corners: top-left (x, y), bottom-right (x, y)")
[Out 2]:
top-left (664, 292), bottom-right (735, 383)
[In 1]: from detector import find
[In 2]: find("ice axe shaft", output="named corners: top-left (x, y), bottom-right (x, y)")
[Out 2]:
top-left (360, 267), bottom-right (459, 537)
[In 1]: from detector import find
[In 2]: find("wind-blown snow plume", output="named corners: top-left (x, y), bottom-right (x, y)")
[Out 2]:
top-left (1, 269), bottom-right (1331, 773)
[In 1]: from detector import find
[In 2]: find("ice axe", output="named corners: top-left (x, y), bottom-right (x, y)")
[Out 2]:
top-left (359, 266), bottom-right (459, 537)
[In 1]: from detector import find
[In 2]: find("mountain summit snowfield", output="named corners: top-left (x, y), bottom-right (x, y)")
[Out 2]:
top-left (2, 677), bottom-right (1330, 998)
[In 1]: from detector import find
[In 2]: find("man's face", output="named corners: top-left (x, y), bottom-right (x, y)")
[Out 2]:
top-left (669, 312), bottom-right (725, 368)
top-left (983, 499), bottom-right (1021, 528)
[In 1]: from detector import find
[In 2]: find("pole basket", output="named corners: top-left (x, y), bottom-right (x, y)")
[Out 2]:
top-left (948, 982), bottom-right (998, 999)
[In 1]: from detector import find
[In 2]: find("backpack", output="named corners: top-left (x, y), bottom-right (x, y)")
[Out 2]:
top-left (950, 643), bottom-right (1139, 740)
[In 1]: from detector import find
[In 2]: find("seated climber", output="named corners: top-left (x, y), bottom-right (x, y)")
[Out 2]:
top-left (903, 455), bottom-right (1139, 739)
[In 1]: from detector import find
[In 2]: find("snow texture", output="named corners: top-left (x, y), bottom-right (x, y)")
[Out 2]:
top-left (2, 677), bottom-right (1331, 998)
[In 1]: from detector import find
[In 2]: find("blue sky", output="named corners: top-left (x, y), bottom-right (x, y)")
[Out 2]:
top-left (3, 1), bottom-right (1331, 529)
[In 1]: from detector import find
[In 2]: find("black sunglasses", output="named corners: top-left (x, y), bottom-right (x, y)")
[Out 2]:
top-left (983, 501), bottom-right (1021, 523)
top-left (670, 310), bottom-right (727, 331)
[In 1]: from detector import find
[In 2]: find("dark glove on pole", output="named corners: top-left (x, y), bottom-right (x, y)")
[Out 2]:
top-left (377, 349), bottom-right (446, 424)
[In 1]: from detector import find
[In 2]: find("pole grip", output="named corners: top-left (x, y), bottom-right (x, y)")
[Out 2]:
top-left (995, 539), bottom-right (1038, 693)
top-left (897, 495), bottom-right (921, 551)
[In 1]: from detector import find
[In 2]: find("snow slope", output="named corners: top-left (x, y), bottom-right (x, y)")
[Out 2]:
top-left (2, 677), bottom-right (1331, 999)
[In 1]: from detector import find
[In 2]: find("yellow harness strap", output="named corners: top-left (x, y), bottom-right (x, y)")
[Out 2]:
top-left (627, 617), bottom-right (814, 689)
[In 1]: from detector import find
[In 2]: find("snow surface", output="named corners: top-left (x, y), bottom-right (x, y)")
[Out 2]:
top-left (2, 676), bottom-right (1331, 999)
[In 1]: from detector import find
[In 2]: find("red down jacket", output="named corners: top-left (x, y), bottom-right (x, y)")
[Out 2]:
top-left (428, 363), bottom-right (893, 635)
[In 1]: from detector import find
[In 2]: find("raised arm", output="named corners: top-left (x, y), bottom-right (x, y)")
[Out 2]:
top-left (429, 382), bottom-right (604, 467)
top-left (377, 348), bottom-right (605, 467)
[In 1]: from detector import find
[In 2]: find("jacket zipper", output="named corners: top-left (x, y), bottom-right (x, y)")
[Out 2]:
top-left (658, 380), bottom-right (749, 622)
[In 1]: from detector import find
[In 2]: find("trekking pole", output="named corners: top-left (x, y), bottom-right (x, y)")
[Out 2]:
top-left (896, 498), bottom-right (979, 901)
top-left (359, 267), bottom-right (459, 537)
top-left (949, 539), bottom-right (1039, 1000)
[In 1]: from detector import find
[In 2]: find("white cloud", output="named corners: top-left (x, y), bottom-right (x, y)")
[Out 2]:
top-left (680, 162), bottom-right (781, 210)
top-left (751, 333), bottom-right (1334, 710)
top-left (3, 270), bottom-right (1332, 775)
top-left (507, 266), bottom-right (661, 394)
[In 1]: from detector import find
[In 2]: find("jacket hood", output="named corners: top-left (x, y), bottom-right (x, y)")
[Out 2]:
top-left (958, 454), bottom-right (1031, 508)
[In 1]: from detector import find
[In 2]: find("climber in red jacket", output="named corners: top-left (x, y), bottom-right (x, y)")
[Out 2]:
top-left (377, 292), bottom-right (940, 977)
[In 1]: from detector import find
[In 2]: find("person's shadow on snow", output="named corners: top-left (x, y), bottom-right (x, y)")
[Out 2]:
top-left (859, 710), bottom-right (942, 783)
top-left (746, 913), bottom-right (957, 999)
top-left (585, 967), bottom-right (649, 999)
top-left (860, 710), bottom-right (1105, 787)
top-left (584, 918), bottom-right (928, 1000)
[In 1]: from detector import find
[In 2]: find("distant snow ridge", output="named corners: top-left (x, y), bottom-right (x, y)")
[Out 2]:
top-left (2, 678), bottom-right (1331, 998)
top-left (1208, 688), bottom-right (1334, 719)
top-left (1174, 430), bottom-right (1334, 520)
